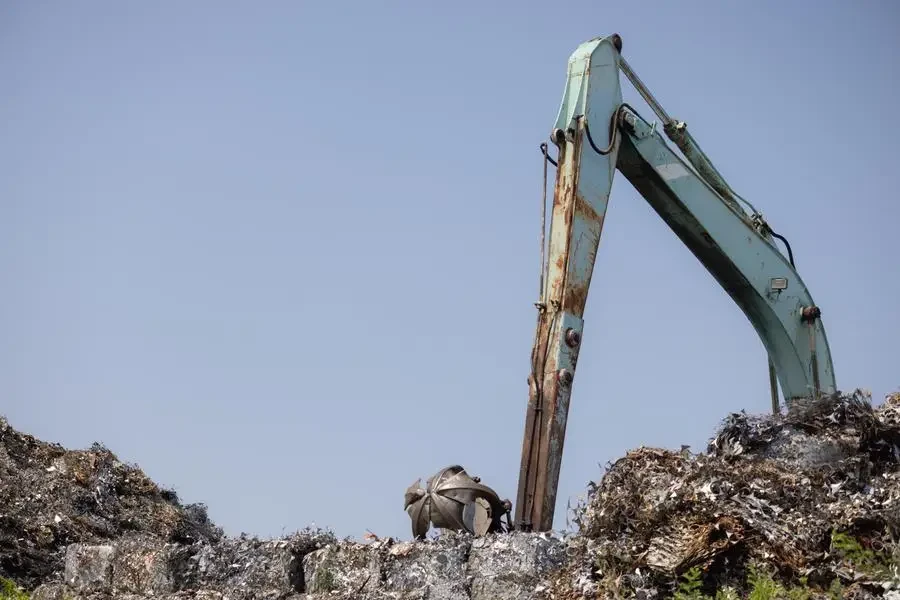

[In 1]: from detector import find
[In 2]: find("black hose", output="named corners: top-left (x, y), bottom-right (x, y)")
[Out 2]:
top-left (768, 230), bottom-right (795, 267)
top-left (539, 143), bottom-right (558, 167)
top-left (584, 102), bottom-right (640, 157)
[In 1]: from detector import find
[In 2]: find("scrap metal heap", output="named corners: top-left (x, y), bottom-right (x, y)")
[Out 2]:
top-left (0, 391), bottom-right (898, 599)
top-left (551, 390), bottom-right (900, 598)
top-left (393, 392), bottom-right (900, 597)
top-left (0, 417), bottom-right (224, 591)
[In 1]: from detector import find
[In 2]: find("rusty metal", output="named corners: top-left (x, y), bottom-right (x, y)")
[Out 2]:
top-left (515, 34), bottom-right (624, 532)
top-left (810, 327), bottom-right (821, 397)
top-left (801, 306), bottom-right (821, 322)
top-left (801, 306), bottom-right (823, 397)
top-left (539, 144), bottom-right (551, 301)
top-left (769, 358), bottom-right (780, 414)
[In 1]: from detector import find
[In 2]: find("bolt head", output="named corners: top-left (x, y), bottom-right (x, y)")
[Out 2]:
top-left (565, 328), bottom-right (581, 348)
top-left (611, 33), bottom-right (623, 52)
top-left (801, 306), bottom-right (821, 322)
top-left (551, 128), bottom-right (566, 146)
top-left (557, 369), bottom-right (573, 386)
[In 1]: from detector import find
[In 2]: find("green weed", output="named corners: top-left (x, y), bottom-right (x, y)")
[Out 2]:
top-left (674, 566), bottom-right (705, 600)
top-left (0, 578), bottom-right (28, 600)
top-left (830, 530), bottom-right (895, 580)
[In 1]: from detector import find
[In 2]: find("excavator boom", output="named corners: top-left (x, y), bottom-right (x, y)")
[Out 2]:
top-left (515, 34), bottom-right (836, 532)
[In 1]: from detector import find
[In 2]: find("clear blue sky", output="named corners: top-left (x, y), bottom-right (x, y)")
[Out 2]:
top-left (2, 1), bottom-right (898, 542)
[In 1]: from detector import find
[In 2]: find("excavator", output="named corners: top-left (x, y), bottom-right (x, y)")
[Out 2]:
top-left (404, 33), bottom-right (836, 538)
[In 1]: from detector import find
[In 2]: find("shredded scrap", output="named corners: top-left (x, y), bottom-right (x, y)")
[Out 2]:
top-left (556, 391), bottom-right (900, 598)
top-left (0, 417), bottom-right (223, 590)
top-left (3, 389), bottom-right (900, 599)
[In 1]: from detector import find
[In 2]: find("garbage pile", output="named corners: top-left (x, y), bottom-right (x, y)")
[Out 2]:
top-left (553, 390), bottom-right (900, 599)
top-left (0, 416), bottom-right (223, 590)
top-left (2, 390), bottom-right (899, 599)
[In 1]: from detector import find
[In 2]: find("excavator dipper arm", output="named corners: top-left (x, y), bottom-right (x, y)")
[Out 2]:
top-left (515, 34), bottom-right (836, 532)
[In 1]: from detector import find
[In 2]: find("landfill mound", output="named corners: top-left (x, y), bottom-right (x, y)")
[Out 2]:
top-left (0, 416), bottom-right (223, 590)
top-left (552, 390), bottom-right (900, 599)
top-left (1, 390), bottom-right (899, 599)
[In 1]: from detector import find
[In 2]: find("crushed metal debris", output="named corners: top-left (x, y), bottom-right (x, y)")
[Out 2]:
top-left (0, 416), bottom-right (223, 590)
top-left (2, 389), bottom-right (900, 599)
top-left (554, 391), bottom-right (900, 598)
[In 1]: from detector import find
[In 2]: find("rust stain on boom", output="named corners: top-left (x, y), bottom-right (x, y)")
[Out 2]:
top-left (516, 122), bottom-right (597, 532)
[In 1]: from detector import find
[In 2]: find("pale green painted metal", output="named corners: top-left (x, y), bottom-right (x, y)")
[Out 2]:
top-left (515, 34), bottom-right (836, 533)
top-left (618, 109), bottom-right (836, 401)
top-left (549, 32), bottom-right (837, 405)
top-left (514, 36), bottom-right (623, 532)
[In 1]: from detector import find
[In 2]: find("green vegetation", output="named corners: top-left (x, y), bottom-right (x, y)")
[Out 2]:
top-left (0, 578), bottom-right (28, 600)
top-left (673, 563), bottom-right (828, 600)
top-left (674, 566), bottom-right (704, 599)
top-left (745, 564), bottom-right (784, 600)
top-left (673, 566), bottom-right (742, 600)
top-left (669, 530), bottom-right (899, 599)
top-left (830, 530), bottom-right (897, 581)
